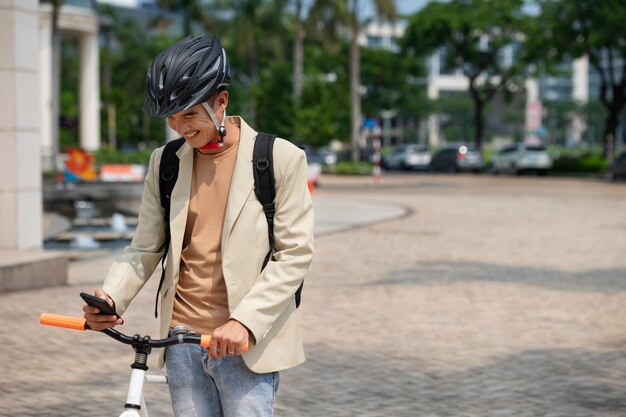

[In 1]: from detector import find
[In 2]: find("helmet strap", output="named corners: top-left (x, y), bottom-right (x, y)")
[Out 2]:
top-left (202, 101), bottom-right (226, 134)
top-left (199, 102), bottom-right (226, 150)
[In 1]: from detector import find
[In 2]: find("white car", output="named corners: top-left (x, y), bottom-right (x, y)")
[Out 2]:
top-left (382, 144), bottom-right (431, 171)
top-left (490, 144), bottom-right (553, 175)
top-left (307, 162), bottom-right (322, 187)
top-left (304, 149), bottom-right (323, 187)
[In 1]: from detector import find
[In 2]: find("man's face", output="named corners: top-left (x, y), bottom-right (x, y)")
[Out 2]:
top-left (167, 103), bottom-right (218, 148)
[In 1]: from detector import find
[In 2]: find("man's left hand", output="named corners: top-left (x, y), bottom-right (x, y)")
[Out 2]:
top-left (208, 319), bottom-right (250, 359)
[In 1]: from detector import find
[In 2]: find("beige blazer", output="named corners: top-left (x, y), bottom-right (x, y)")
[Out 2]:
top-left (102, 117), bottom-right (314, 373)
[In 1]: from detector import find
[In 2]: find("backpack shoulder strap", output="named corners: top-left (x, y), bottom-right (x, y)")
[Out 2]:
top-left (252, 133), bottom-right (304, 308)
top-left (155, 138), bottom-right (185, 318)
top-left (159, 138), bottom-right (185, 213)
top-left (253, 132), bottom-right (277, 265)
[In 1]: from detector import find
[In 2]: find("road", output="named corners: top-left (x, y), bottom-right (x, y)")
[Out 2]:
top-left (1, 173), bottom-right (625, 417)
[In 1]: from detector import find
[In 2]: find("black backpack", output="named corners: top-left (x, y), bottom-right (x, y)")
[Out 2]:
top-left (153, 133), bottom-right (303, 318)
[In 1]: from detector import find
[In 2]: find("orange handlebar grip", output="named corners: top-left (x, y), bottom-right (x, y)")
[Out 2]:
top-left (40, 313), bottom-right (87, 331)
top-left (200, 334), bottom-right (211, 348)
top-left (200, 335), bottom-right (249, 352)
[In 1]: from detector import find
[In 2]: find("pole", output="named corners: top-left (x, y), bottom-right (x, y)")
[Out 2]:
top-left (372, 136), bottom-right (381, 183)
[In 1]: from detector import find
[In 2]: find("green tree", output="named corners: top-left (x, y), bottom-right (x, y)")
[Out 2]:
top-left (155, 0), bottom-right (206, 36)
top-left (253, 61), bottom-right (296, 138)
top-left (292, 0), bottom-right (305, 103)
top-left (307, 0), bottom-right (397, 161)
top-left (360, 47), bottom-right (428, 125)
top-left (535, 0), bottom-right (626, 159)
top-left (542, 100), bottom-right (578, 145)
top-left (209, 0), bottom-right (291, 125)
top-left (60, 39), bottom-right (80, 150)
top-left (581, 100), bottom-right (609, 147)
top-left (99, 6), bottom-right (176, 148)
top-left (294, 44), bottom-right (351, 146)
top-left (402, 0), bottom-right (532, 149)
top-left (432, 94), bottom-right (475, 144)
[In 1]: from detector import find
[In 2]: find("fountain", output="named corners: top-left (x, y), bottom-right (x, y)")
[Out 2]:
top-left (70, 233), bottom-right (100, 250)
top-left (111, 213), bottom-right (128, 233)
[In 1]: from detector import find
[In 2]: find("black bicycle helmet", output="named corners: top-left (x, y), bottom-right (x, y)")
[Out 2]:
top-left (144, 33), bottom-right (231, 118)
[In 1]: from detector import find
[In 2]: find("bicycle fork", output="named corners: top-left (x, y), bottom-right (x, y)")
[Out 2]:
top-left (120, 336), bottom-right (166, 417)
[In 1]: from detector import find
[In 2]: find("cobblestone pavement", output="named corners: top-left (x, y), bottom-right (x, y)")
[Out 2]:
top-left (1, 174), bottom-right (626, 417)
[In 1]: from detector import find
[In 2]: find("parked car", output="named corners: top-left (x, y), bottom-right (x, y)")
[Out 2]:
top-left (430, 145), bottom-right (484, 173)
top-left (607, 151), bottom-right (626, 181)
top-left (382, 144), bottom-right (431, 171)
top-left (489, 144), bottom-right (553, 175)
top-left (304, 149), bottom-right (323, 186)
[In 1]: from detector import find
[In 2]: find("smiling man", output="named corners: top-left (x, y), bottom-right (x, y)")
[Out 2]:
top-left (82, 33), bottom-right (314, 417)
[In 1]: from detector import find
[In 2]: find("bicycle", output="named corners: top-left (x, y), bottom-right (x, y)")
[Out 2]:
top-left (39, 313), bottom-right (248, 417)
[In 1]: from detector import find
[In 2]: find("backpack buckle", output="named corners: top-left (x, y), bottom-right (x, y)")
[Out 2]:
top-left (256, 159), bottom-right (270, 171)
top-left (161, 168), bottom-right (176, 181)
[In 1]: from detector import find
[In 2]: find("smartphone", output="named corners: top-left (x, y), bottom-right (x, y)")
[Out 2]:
top-left (80, 292), bottom-right (118, 317)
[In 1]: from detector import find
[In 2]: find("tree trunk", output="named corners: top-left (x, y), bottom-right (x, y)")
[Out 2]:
top-left (474, 100), bottom-right (484, 149)
top-left (603, 110), bottom-right (619, 161)
top-left (51, 1), bottom-right (62, 175)
top-left (596, 64), bottom-right (625, 160)
top-left (469, 85), bottom-right (484, 149)
top-left (350, 15), bottom-right (361, 162)
top-left (599, 84), bottom-right (625, 161)
top-left (293, 0), bottom-right (303, 104)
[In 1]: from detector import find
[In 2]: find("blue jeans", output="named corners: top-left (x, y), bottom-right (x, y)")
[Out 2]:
top-left (165, 342), bottom-right (279, 417)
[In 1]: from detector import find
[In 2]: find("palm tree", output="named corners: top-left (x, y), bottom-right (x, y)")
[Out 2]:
top-left (156, 0), bottom-right (205, 36)
top-left (293, 0), bottom-right (304, 102)
top-left (306, 0), bottom-right (396, 161)
top-left (209, 0), bottom-right (290, 124)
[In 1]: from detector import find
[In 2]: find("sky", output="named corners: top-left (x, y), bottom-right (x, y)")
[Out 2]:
top-left (97, 0), bottom-right (140, 7)
top-left (96, 0), bottom-right (430, 17)
top-left (366, 0), bottom-right (431, 17)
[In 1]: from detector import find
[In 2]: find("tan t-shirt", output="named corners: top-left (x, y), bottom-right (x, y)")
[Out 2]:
top-left (170, 139), bottom-right (239, 335)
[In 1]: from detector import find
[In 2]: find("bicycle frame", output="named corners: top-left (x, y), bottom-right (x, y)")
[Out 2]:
top-left (39, 313), bottom-right (247, 417)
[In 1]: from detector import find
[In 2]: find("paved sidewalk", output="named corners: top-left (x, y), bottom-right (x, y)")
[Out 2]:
top-left (1, 174), bottom-right (625, 417)
top-left (66, 193), bottom-right (407, 285)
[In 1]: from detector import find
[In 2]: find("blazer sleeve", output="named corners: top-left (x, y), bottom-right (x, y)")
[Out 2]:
top-left (102, 147), bottom-right (167, 315)
top-left (229, 146), bottom-right (314, 343)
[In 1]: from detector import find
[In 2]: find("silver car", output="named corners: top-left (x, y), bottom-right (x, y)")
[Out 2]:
top-left (382, 144), bottom-right (431, 171)
top-left (429, 145), bottom-right (484, 173)
top-left (490, 144), bottom-right (553, 175)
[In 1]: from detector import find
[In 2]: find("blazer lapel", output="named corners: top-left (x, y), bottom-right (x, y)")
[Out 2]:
top-left (223, 118), bottom-right (257, 251)
top-left (168, 141), bottom-right (193, 280)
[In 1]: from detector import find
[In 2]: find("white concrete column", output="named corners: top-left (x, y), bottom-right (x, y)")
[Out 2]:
top-left (427, 78), bottom-right (439, 101)
top-left (572, 55), bottom-right (589, 103)
top-left (38, 12), bottom-right (53, 170)
top-left (427, 52), bottom-right (440, 147)
top-left (525, 78), bottom-right (539, 103)
top-left (428, 114), bottom-right (440, 147)
top-left (524, 78), bottom-right (542, 143)
top-left (569, 56), bottom-right (589, 144)
top-left (0, 0), bottom-right (43, 249)
top-left (79, 31), bottom-right (100, 151)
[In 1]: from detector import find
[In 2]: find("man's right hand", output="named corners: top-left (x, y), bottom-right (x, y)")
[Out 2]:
top-left (82, 289), bottom-right (124, 330)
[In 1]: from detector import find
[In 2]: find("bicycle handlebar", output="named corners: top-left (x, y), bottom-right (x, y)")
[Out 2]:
top-left (40, 313), bottom-right (88, 331)
top-left (40, 313), bottom-right (249, 351)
